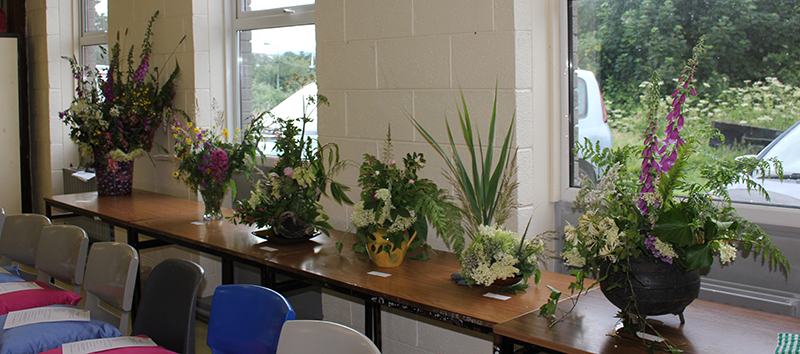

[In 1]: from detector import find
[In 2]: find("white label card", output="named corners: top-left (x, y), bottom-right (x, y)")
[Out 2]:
top-left (62, 337), bottom-right (158, 354)
top-left (4, 307), bottom-right (90, 329)
top-left (0, 282), bottom-right (42, 295)
top-left (636, 331), bottom-right (664, 342)
top-left (483, 292), bottom-right (511, 301)
top-left (367, 271), bottom-right (392, 278)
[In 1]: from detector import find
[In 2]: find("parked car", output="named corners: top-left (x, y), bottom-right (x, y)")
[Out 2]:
top-left (574, 69), bottom-right (613, 183)
top-left (727, 120), bottom-right (800, 207)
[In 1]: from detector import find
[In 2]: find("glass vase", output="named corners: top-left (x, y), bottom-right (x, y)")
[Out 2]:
top-left (199, 184), bottom-right (228, 221)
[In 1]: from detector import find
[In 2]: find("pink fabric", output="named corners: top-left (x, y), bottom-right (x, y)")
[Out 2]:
top-left (0, 281), bottom-right (82, 316)
top-left (38, 336), bottom-right (178, 354)
top-left (0, 8), bottom-right (6, 33)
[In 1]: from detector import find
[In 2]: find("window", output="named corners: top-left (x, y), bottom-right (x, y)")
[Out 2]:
top-left (79, 0), bottom-right (108, 71)
top-left (567, 0), bottom-right (800, 210)
top-left (233, 0), bottom-right (316, 154)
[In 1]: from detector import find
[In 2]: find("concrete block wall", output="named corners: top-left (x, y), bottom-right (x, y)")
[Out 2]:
top-left (315, 1), bottom-right (561, 352)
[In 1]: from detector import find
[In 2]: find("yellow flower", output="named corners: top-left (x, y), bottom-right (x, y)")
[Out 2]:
top-left (223, 128), bottom-right (229, 139)
top-left (172, 172), bottom-right (179, 178)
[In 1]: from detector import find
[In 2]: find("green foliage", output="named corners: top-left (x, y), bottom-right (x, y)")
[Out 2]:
top-left (350, 128), bottom-right (464, 259)
top-left (230, 74), bottom-right (352, 236)
top-left (411, 88), bottom-right (518, 253)
top-left (581, 0), bottom-right (800, 115)
top-left (252, 51), bottom-right (316, 113)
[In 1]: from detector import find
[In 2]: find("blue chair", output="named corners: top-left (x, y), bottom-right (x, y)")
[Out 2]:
top-left (207, 284), bottom-right (295, 354)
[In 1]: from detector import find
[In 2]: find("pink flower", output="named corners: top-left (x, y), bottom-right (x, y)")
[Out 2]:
top-left (389, 159), bottom-right (395, 165)
top-left (409, 179), bottom-right (415, 184)
top-left (284, 167), bottom-right (294, 176)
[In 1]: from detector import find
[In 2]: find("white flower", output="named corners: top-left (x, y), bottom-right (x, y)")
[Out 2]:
top-left (562, 248), bottom-right (586, 268)
top-left (718, 241), bottom-right (737, 264)
top-left (653, 237), bottom-right (678, 260)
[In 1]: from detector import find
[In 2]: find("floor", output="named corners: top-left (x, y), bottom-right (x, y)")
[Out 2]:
top-left (195, 320), bottom-right (211, 354)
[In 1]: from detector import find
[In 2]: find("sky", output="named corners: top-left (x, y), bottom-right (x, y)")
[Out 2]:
top-left (94, 0), bottom-right (315, 56)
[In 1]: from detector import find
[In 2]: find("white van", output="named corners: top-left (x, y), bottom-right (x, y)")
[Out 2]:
top-left (574, 69), bottom-right (613, 183)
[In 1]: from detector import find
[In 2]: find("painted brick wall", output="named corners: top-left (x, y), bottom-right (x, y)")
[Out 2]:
top-left (315, 1), bottom-right (561, 352)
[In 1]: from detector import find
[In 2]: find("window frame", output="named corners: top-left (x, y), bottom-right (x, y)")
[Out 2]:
top-left (558, 0), bottom-right (800, 229)
top-left (78, 0), bottom-right (107, 58)
top-left (228, 0), bottom-right (315, 132)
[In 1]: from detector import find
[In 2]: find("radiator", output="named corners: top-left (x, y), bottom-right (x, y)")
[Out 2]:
top-left (61, 168), bottom-right (112, 242)
top-left (700, 279), bottom-right (800, 318)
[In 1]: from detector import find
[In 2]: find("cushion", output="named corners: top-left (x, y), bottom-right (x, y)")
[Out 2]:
top-left (0, 305), bottom-right (121, 354)
top-left (0, 267), bottom-right (23, 284)
top-left (38, 336), bottom-right (178, 354)
top-left (0, 281), bottom-right (82, 316)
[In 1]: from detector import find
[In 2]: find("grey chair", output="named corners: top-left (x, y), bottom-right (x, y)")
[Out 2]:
top-left (83, 242), bottom-right (139, 334)
top-left (275, 320), bottom-right (382, 354)
top-left (34, 225), bottom-right (89, 295)
top-left (0, 213), bottom-right (51, 280)
top-left (131, 259), bottom-right (204, 354)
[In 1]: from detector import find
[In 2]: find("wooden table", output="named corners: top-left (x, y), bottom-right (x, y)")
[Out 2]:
top-left (128, 210), bottom-right (576, 349)
top-left (44, 190), bottom-right (203, 241)
top-left (492, 288), bottom-right (800, 353)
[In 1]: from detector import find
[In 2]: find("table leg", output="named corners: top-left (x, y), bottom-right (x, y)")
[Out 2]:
top-left (492, 333), bottom-right (513, 354)
top-left (260, 266), bottom-right (276, 288)
top-left (45, 204), bottom-right (52, 218)
top-left (222, 259), bottom-right (235, 284)
top-left (364, 300), bottom-right (382, 351)
top-left (129, 228), bottom-right (140, 322)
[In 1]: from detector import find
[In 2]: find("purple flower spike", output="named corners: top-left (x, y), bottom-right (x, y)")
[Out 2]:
top-left (133, 53), bottom-right (150, 83)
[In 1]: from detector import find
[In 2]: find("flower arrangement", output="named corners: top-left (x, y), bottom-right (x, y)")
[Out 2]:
top-left (171, 112), bottom-right (264, 186)
top-left (411, 89), bottom-right (517, 255)
top-left (412, 88), bottom-right (549, 292)
top-left (350, 128), bottom-right (463, 260)
top-left (60, 11), bottom-right (182, 173)
top-left (231, 74), bottom-right (352, 239)
top-left (539, 37), bottom-right (790, 342)
top-left (458, 223), bottom-right (546, 293)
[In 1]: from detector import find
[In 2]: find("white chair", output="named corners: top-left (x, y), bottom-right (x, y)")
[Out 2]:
top-left (34, 225), bottom-right (89, 295)
top-left (0, 214), bottom-right (51, 280)
top-left (83, 242), bottom-right (139, 334)
top-left (276, 320), bottom-right (381, 354)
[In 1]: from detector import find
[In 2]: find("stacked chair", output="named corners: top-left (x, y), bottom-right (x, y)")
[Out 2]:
top-left (0, 213), bottom-right (51, 281)
top-left (0, 210), bottom-right (207, 354)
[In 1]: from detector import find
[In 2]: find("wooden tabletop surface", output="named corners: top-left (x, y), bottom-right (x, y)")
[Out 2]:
top-left (260, 229), bottom-right (576, 329)
top-left (131, 213), bottom-right (575, 329)
top-left (44, 190), bottom-right (203, 227)
top-left (493, 288), bottom-right (800, 353)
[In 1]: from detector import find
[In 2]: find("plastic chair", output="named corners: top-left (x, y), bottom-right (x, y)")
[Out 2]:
top-left (0, 214), bottom-right (51, 280)
top-left (275, 320), bottom-right (381, 354)
top-left (83, 242), bottom-right (139, 334)
top-left (131, 259), bottom-right (204, 354)
top-left (0, 208), bottom-right (5, 241)
top-left (207, 284), bottom-right (296, 354)
top-left (34, 225), bottom-right (89, 295)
